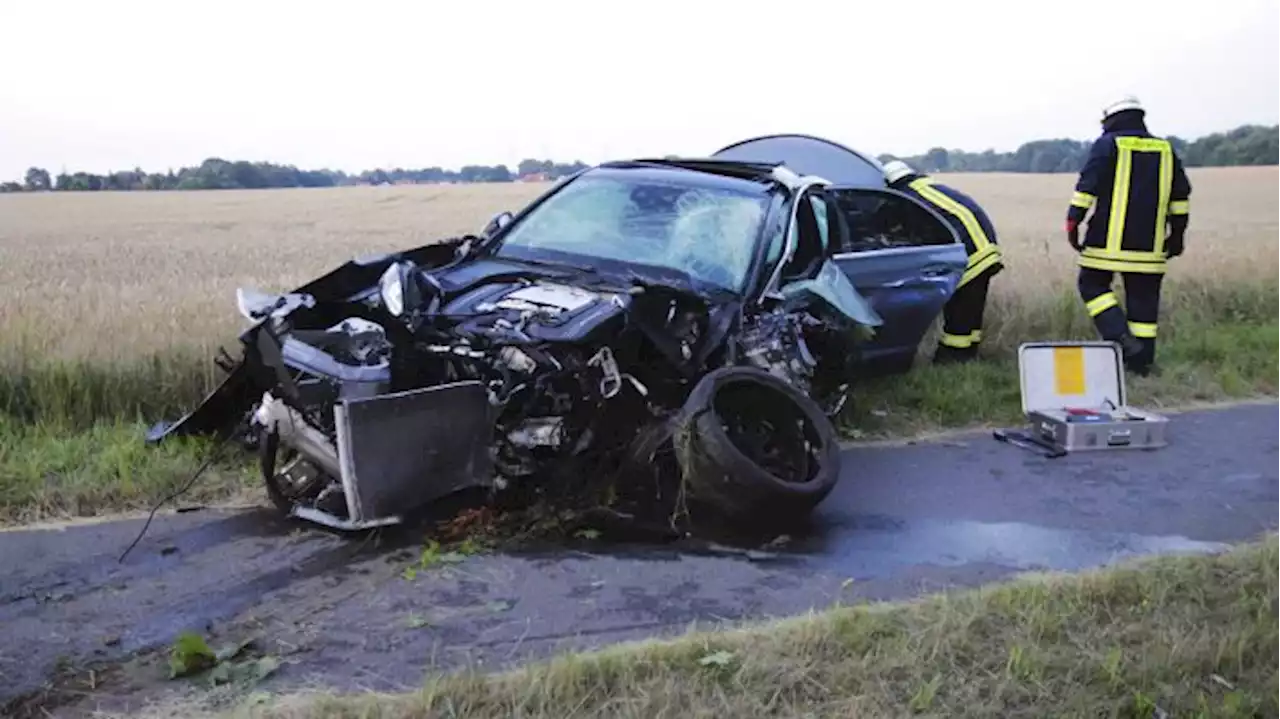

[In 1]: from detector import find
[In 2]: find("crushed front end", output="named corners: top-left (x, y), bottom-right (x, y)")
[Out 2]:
top-left (146, 245), bottom-right (667, 531)
top-left (246, 316), bottom-right (499, 530)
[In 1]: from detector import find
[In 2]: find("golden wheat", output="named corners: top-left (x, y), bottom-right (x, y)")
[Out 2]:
top-left (1, 167), bottom-right (1275, 363)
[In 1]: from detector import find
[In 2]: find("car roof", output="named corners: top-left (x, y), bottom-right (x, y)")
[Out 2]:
top-left (711, 134), bottom-right (888, 189)
top-left (587, 160), bottom-right (785, 196)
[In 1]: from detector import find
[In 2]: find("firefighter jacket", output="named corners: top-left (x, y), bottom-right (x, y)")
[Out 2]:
top-left (1067, 115), bottom-right (1192, 274)
top-left (894, 174), bottom-right (1003, 288)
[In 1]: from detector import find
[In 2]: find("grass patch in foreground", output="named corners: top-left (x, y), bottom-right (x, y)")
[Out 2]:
top-left (0, 417), bottom-right (253, 525)
top-left (219, 535), bottom-right (1278, 719)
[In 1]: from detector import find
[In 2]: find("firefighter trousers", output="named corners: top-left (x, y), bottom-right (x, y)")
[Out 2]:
top-left (1077, 267), bottom-right (1163, 371)
top-left (934, 271), bottom-right (993, 364)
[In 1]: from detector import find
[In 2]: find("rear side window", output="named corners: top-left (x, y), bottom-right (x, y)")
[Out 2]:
top-left (832, 190), bottom-right (955, 252)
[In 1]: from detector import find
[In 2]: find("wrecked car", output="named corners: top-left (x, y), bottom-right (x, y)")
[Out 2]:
top-left (147, 134), bottom-right (970, 531)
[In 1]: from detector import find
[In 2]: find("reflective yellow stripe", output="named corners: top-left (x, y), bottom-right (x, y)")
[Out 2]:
top-left (1104, 137), bottom-right (1175, 256)
top-left (969, 330), bottom-right (983, 344)
top-left (1129, 322), bottom-right (1158, 338)
top-left (965, 243), bottom-right (1002, 268)
top-left (1070, 191), bottom-right (1096, 209)
top-left (1086, 292), bottom-right (1119, 316)
top-left (1106, 144), bottom-right (1133, 254)
top-left (1115, 137), bottom-right (1171, 153)
top-left (1169, 199), bottom-right (1189, 215)
top-left (909, 178), bottom-right (994, 255)
top-left (958, 248), bottom-right (1002, 288)
top-left (1079, 244), bottom-right (1169, 274)
top-left (1081, 246), bottom-right (1166, 263)
top-left (940, 332), bottom-right (973, 349)
top-left (1078, 254), bottom-right (1168, 274)
top-left (1153, 142), bottom-right (1173, 256)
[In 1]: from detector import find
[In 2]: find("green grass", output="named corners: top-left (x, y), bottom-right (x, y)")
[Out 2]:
top-left (198, 534), bottom-right (1278, 719)
top-left (844, 316), bottom-right (1279, 437)
top-left (0, 416), bottom-right (252, 524)
top-left (0, 347), bottom-right (224, 430)
top-left (0, 283), bottom-right (1275, 522)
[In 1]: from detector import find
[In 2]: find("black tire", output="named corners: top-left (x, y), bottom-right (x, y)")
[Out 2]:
top-left (673, 366), bottom-right (842, 524)
top-left (258, 428), bottom-right (293, 515)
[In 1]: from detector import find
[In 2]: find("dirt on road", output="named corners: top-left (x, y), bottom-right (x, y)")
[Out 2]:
top-left (2, 402), bottom-right (1276, 717)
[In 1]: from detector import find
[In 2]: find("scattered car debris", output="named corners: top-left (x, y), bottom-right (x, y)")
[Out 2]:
top-left (147, 135), bottom-right (972, 536)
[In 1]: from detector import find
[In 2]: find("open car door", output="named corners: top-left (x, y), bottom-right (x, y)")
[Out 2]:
top-left (713, 135), bottom-right (968, 370)
top-left (825, 187), bottom-right (966, 368)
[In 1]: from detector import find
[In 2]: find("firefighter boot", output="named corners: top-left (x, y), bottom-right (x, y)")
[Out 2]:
top-left (1118, 333), bottom-right (1153, 376)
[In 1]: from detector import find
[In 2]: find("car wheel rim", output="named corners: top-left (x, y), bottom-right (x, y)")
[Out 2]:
top-left (711, 378), bottom-right (821, 486)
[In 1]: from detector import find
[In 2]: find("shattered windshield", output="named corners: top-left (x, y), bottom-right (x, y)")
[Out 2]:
top-left (493, 172), bottom-right (769, 292)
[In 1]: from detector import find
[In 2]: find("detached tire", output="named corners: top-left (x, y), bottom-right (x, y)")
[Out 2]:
top-left (673, 366), bottom-right (841, 524)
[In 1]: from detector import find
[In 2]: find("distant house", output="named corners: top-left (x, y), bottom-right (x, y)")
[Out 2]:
top-left (518, 172), bottom-right (550, 183)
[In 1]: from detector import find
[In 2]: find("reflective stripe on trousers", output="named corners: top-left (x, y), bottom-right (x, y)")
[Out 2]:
top-left (1077, 268), bottom-right (1164, 369)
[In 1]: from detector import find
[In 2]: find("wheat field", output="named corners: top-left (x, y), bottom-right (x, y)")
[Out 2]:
top-left (0, 167), bottom-right (1275, 363)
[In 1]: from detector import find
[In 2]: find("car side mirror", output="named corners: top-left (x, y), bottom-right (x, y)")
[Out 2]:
top-left (483, 211), bottom-right (514, 238)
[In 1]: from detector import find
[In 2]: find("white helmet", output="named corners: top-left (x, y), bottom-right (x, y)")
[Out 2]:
top-left (1101, 95), bottom-right (1144, 121)
top-left (882, 159), bottom-right (915, 185)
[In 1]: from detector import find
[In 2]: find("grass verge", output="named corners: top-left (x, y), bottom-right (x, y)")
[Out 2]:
top-left (0, 416), bottom-right (253, 525)
top-left (0, 346), bottom-right (224, 430)
top-left (207, 534), bottom-right (1278, 719)
top-left (844, 316), bottom-right (1279, 437)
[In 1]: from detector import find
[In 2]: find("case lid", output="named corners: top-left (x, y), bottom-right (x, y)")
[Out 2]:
top-left (1017, 341), bottom-right (1127, 415)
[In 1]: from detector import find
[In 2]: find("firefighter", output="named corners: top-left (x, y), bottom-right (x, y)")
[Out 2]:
top-left (883, 160), bottom-right (1004, 363)
top-left (1066, 96), bottom-right (1191, 375)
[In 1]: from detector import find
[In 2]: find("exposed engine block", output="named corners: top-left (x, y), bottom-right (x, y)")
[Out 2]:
top-left (442, 280), bottom-right (631, 345)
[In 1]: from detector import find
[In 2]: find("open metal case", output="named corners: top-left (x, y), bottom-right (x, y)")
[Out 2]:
top-left (1018, 341), bottom-right (1168, 452)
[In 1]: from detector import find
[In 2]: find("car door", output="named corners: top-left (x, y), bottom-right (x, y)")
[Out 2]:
top-left (827, 186), bottom-right (967, 365)
top-left (712, 134), bottom-right (967, 367)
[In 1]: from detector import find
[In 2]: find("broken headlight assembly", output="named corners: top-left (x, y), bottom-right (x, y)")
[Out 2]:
top-left (379, 263), bottom-right (407, 316)
top-left (378, 260), bottom-right (427, 318)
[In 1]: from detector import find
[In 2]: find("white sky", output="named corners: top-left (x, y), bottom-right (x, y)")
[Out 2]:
top-left (1, 0), bottom-right (1277, 180)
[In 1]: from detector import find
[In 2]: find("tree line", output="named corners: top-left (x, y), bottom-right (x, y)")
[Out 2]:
top-left (879, 124), bottom-right (1279, 174)
top-left (1, 158), bottom-right (598, 194)
top-left (3, 124), bottom-right (1276, 193)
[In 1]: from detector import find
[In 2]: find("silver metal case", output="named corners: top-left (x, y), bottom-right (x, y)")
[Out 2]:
top-left (1018, 341), bottom-right (1168, 452)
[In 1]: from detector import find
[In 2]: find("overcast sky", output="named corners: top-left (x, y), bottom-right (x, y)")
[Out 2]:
top-left (2, 0), bottom-right (1277, 180)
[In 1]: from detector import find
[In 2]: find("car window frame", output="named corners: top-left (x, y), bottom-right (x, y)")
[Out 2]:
top-left (754, 179), bottom-right (834, 304)
top-left (827, 187), bottom-right (962, 260)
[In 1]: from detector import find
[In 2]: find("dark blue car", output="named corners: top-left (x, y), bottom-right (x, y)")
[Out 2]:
top-left (149, 134), bottom-right (969, 535)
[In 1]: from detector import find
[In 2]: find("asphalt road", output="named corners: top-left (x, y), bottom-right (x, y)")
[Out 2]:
top-left (2, 401), bottom-right (1276, 717)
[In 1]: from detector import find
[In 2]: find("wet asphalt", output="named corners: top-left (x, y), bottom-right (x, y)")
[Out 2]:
top-left (1, 401), bottom-right (1276, 715)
